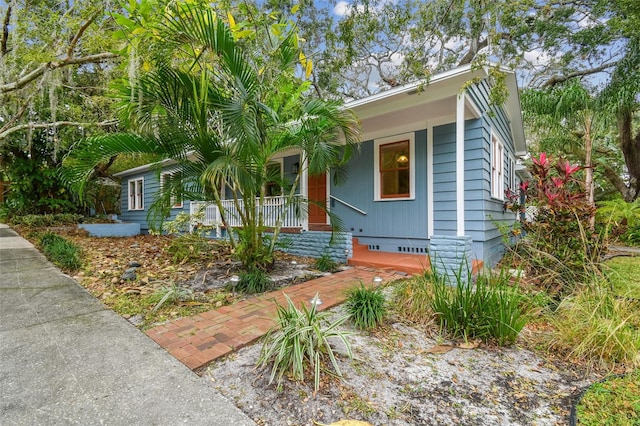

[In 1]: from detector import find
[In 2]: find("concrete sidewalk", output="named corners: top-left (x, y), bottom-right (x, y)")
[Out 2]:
top-left (0, 224), bottom-right (254, 425)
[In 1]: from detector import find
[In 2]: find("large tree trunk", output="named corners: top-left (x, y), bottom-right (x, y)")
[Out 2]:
top-left (618, 110), bottom-right (640, 202)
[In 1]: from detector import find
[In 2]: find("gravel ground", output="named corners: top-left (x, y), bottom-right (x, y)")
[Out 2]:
top-left (205, 306), bottom-right (595, 426)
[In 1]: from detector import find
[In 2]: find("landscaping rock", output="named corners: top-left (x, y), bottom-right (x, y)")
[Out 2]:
top-left (129, 261), bottom-right (142, 267)
top-left (121, 271), bottom-right (137, 281)
top-left (125, 267), bottom-right (138, 273)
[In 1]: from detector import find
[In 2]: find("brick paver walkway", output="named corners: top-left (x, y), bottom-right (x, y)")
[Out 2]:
top-left (145, 267), bottom-right (405, 371)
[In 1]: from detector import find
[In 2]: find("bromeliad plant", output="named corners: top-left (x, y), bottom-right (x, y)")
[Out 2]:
top-left (257, 293), bottom-right (352, 391)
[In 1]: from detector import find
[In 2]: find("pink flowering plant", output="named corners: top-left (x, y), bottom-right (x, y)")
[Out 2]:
top-left (509, 152), bottom-right (602, 296)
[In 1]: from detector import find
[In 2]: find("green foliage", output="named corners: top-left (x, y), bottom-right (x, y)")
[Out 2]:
top-left (147, 284), bottom-right (195, 314)
top-left (429, 267), bottom-right (528, 346)
top-left (38, 232), bottom-right (82, 271)
top-left (1, 139), bottom-right (79, 215)
top-left (236, 267), bottom-right (272, 294)
top-left (575, 370), bottom-right (640, 426)
top-left (8, 213), bottom-right (84, 228)
top-left (603, 256), bottom-right (640, 299)
top-left (257, 294), bottom-right (352, 391)
top-left (512, 153), bottom-right (604, 296)
top-left (344, 282), bottom-right (387, 329)
top-left (165, 234), bottom-right (212, 264)
top-left (63, 3), bottom-right (361, 272)
top-left (597, 198), bottom-right (640, 242)
top-left (314, 251), bottom-right (339, 272)
top-left (548, 287), bottom-right (640, 368)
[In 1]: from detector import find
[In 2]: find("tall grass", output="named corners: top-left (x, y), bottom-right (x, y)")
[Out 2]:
top-left (257, 294), bottom-right (352, 391)
top-left (548, 286), bottom-right (640, 368)
top-left (430, 267), bottom-right (528, 346)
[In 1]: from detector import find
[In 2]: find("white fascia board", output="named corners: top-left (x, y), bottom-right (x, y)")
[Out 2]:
top-left (344, 63), bottom-right (477, 110)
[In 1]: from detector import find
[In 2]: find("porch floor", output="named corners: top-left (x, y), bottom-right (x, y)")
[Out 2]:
top-left (348, 238), bottom-right (483, 275)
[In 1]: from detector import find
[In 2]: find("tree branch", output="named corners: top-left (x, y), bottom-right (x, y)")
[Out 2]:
top-left (1, 3), bottom-right (12, 56)
top-left (0, 95), bottom-right (33, 135)
top-left (67, 12), bottom-right (98, 59)
top-left (541, 62), bottom-right (618, 88)
top-left (0, 119), bottom-right (118, 140)
top-left (0, 52), bottom-right (119, 94)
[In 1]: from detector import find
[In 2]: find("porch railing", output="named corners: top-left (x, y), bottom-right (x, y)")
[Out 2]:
top-left (190, 195), bottom-right (306, 236)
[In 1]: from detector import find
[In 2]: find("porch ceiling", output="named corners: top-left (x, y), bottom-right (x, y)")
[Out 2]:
top-left (358, 95), bottom-right (478, 140)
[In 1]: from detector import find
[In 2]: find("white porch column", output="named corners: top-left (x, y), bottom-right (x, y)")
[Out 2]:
top-left (300, 154), bottom-right (309, 231)
top-left (456, 92), bottom-right (465, 237)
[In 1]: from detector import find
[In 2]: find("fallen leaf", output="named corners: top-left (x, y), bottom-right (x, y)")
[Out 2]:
top-left (426, 345), bottom-right (455, 354)
top-left (458, 340), bottom-right (481, 349)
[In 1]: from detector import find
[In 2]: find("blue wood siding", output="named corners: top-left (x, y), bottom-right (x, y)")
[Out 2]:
top-left (466, 80), bottom-right (519, 267)
top-left (433, 123), bottom-right (457, 235)
top-left (118, 167), bottom-right (190, 232)
top-left (330, 130), bottom-right (428, 251)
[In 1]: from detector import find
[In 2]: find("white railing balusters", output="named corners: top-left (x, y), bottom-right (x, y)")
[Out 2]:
top-left (189, 195), bottom-right (303, 235)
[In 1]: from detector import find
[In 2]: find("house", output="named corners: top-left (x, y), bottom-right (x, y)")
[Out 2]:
top-left (113, 63), bottom-right (527, 275)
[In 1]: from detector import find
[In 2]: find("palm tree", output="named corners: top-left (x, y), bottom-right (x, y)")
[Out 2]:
top-left (63, 3), bottom-right (360, 270)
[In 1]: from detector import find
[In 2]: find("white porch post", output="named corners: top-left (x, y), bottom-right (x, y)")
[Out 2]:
top-left (456, 92), bottom-right (465, 237)
top-left (300, 154), bottom-right (309, 231)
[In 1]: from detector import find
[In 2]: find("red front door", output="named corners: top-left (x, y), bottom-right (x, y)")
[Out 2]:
top-left (308, 173), bottom-right (327, 224)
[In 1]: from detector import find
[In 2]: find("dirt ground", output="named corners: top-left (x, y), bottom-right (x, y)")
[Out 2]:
top-left (49, 230), bottom-right (596, 425)
top-left (205, 305), bottom-right (595, 426)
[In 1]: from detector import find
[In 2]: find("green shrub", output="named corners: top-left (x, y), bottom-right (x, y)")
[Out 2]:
top-left (165, 234), bottom-right (211, 264)
top-left (513, 153), bottom-right (604, 297)
top-left (39, 232), bottom-right (83, 271)
top-left (257, 293), bottom-right (352, 391)
top-left (548, 287), bottom-right (640, 368)
top-left (315, 251), bottom-right (339, 272)
top-left (9, 213), bottom-right (84, 228)
top-left (430, 267), bottom-right (528, 346)
top-left (344, 282), bottom-right (387, 329)
top-left (237, 267), bottom-right (272, 294)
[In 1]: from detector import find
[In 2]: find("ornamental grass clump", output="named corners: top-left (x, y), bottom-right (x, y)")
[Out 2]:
top-left (344, 282), bottom-right (387, 329)
top-left (430, 267), bottom-right (528, 346)
top-left (257, 293), bottom-right (352, 391)
top-left (393, 272), bottom-right (434, 324)
top-left (548, 286), bottom-right (640, 368)
top-left (39, 232), bottom-right (83, 271)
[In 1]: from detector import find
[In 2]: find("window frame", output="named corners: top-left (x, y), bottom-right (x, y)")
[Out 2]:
top-left (491, 132), bottom-right (505, 200)
top-left (160, 171), bottom-right (183, 209)
top-left (128, 177), bottom-right (144, 211)
top-left (373, 133), bottom-right (415, 201)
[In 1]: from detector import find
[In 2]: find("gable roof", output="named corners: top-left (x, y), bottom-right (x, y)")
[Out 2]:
top-left (345, 63), bottom-right (526, 155)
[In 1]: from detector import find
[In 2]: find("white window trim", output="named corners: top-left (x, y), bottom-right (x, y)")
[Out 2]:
top-left (491, 132), bottom-right (505, 200)
top-left (161, 171), bottom-right (183, 209)
top-left (374, 132), bottom-right (415, 202)
top-left (507, 155), bottom-right (516, 193)
top-left (128, 177), bottom-right (144, 211)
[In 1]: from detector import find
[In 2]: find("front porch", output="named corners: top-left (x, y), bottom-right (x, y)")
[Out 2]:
top-left (349, 238), bottom-right (484, 275)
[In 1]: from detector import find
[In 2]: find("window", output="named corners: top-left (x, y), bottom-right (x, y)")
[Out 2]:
top-left (265, 161), bottom-right (283, 196)
top-left (491, 133), bottom-right (504, 199)
top-left (374, 133), bottom-right (415, 201)
top-left (161, 171), bottom-right (183, 208)
top-left (128, 178), bottom-right (144, 210)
